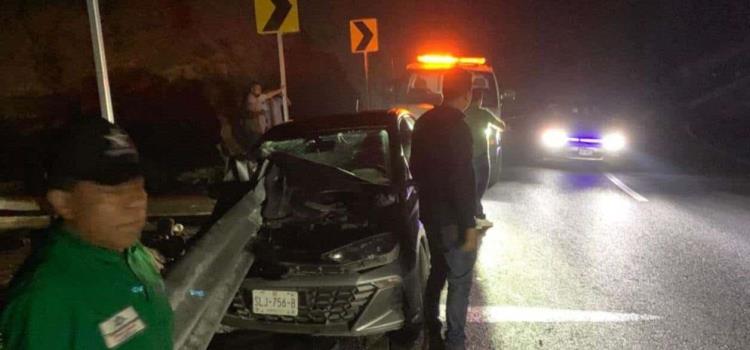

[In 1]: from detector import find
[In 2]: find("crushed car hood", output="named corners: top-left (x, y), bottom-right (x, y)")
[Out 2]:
top-left (250, 152), bottom-right (399, 273)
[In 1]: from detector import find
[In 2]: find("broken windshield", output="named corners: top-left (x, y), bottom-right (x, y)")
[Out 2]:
top-left (260, 129), bottom-right (391, 185)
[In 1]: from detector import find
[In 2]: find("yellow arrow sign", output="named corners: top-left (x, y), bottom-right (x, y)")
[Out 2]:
top-left (350, 18), bottom-right (378, 53)
top-left (255, 0), bottom-right (299, 34)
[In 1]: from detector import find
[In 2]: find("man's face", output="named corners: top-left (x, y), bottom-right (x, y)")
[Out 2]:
top-left (50, 177), bottom-right (147, 251)
top-left (251, 84), bottom-right (262, 95)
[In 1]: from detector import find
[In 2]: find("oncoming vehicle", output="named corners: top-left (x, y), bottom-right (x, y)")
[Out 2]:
top-left (537, 104), bottom-right (629, 162)
top-left (222, 110), bottom-right (429, 343)
top-left (394, 54), bottom-right (512, 184)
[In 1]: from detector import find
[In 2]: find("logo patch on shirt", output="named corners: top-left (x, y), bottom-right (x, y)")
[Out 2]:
top-left (98, 306), bottom-right (146, 349)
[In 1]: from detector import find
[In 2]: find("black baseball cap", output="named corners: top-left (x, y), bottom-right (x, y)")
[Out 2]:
top-left (47, 117), bottom-right (143, 189)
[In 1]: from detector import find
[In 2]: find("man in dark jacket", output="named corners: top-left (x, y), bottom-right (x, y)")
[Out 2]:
top-left (410, 69), bottom-right (482, 350)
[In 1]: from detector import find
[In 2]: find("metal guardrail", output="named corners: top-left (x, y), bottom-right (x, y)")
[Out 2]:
top-left (0, 196), bottom-right (217, 232)
top-left (166, 183), bottom-right (264, 350)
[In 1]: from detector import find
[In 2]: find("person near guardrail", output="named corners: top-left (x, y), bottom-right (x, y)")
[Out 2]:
top-left (245, 81), bottom-right (284, 134)
top-left (0, 117), bottom-right (173, 350)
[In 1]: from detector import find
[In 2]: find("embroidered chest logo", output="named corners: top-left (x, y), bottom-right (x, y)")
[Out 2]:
top-left (98, 306), bottom-right (146, 349)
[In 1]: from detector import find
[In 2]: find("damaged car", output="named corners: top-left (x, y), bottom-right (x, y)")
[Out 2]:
top-left (222, 110), bottom-right (430, 342)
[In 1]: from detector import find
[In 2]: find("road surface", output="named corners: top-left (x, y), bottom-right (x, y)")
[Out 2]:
top-left (462, 163), bottom-right (750, 349)
top-left (211, 160), bottom-right (750, 349)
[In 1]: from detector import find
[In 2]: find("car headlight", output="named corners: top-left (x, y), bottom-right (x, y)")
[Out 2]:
top-left (322, 232), bottom-right (396, 264)
top-left (541, 128), bottom-right (568, 148)
top-left (602, 132), bottom-right (626, 152)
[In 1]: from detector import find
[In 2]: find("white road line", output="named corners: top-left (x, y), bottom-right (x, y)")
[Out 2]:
top-left (605, 173), bottom-right (649, 202)
top-left (440, 305), bottom-right (661, 323)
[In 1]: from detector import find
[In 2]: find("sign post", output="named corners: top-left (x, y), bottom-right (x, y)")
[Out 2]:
top-left (85, 0), bottom-right (114, 123)
top-left (255, 0), bottom-right (299, 122)
top-left (276, 32), bottom-right (289, 122)
top-left (350, 18), bottom-right (378, 110)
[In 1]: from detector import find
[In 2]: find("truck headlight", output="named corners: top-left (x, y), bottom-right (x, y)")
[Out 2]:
top-left (602, 133), bottom-right (626, 152)
top-left (541, 129), bottom-right (568, 148)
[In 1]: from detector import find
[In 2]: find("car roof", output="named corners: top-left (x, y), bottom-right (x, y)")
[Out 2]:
top-left (261, 109), bottom-right (411, 142)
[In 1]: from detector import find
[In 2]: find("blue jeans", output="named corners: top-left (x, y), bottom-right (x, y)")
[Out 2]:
top-left (424, 224), bottom-right (478, 350)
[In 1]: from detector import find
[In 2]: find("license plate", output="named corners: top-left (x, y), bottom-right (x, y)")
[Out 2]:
top-left (579, 149), bottom-right (594, 156)
top-left (252, 290), bottom-right (298, 316)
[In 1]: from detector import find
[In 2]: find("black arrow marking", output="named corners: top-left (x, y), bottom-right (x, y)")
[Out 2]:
top-left (354, 21), bottom-right (374, 52)
top-left (263, 0), bottom-right (292, 32)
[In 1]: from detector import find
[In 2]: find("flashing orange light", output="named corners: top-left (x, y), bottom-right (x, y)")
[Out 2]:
top-left (421, 63), bottom-right (456, 70)
top-left (458, 57), bottom-right (487, 65)
top-left (417, 54), bottom-right (460, 65)
top-left (417, 54), bottom-right (487, 68)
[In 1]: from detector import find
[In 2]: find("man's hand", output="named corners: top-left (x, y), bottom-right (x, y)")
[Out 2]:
top-left (460, 228), bottom-right (480, 252)
top-left (145, 247), bottom-right (166, 272)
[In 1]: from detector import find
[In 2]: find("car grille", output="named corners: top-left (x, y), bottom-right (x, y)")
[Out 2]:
top-left (228, 284), bottom-right (378, 325)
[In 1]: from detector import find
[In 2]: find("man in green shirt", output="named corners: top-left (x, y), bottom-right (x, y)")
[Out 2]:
top-left (0, 117), bottom-right (173, 349)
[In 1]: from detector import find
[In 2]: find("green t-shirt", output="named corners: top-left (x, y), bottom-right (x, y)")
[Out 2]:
top-left (0, 225), bottom-right (173, 350)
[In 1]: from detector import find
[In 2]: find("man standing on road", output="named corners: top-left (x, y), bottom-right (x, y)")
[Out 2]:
top-left (0, 117), bottom-right (173, 349)
top-left (464, 89), bottom-right (502, 223)
top-left (410, 69), bottom-right (483, 350)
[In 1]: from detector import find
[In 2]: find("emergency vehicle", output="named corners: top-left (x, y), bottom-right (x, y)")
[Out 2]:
top-left (394, 54), bottom-right (510, 184)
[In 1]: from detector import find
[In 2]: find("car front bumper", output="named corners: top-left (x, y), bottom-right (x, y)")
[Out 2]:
top-left (222, 261), bottom-right (406, 336)
top-left (542, 142), bottom-right (624, 161)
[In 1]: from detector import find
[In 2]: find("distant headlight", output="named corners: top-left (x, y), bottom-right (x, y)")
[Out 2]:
top-left (602, 133), bottom-right (626, 151)
top-left (322, 232), bottom-right (396, 264)
top-left (541, 129), bottom-right (568, 148)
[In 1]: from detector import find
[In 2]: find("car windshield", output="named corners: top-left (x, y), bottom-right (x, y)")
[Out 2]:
top-left (260, 129), bottom-right (391, 184)
top-left (404, 71), bottom-right (443, 105)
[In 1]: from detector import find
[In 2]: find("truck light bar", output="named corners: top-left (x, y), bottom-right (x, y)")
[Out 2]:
top-left (416, 54), bottom-right (487, 69)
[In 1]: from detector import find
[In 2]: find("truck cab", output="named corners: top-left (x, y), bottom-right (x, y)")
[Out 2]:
top-left (394, 54), bottom-right (508, 184)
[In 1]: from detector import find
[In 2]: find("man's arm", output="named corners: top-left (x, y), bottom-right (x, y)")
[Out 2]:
top-left (483, 109), bottom-right (505, 130)
top-left (263, 88), bottom-right (284, 101)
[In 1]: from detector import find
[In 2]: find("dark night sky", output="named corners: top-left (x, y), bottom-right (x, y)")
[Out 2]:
top-left (368, 0), bottom-right (750, 111)
top-left (300, 0), bottom-right (747, 117)
top-left (1, 0), bottom-right (749, 187)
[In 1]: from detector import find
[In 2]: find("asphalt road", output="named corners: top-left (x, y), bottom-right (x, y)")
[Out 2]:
top-left (211, 159), bottom-right (750, 350)
top-left (462, 161), bottom-right (750, 349)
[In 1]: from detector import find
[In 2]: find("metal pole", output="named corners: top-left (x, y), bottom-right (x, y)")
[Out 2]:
top-left (364, 52), bottom-right (370, 110)
top-left (86, 0), bottom-right (114, 123)
top-left (277, 32), bottom-right (289, 122)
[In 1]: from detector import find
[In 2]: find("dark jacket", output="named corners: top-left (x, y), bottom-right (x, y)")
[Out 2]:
top-left (410, 105), bottom-right (477, 233)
